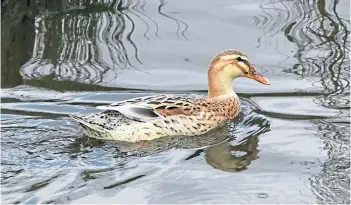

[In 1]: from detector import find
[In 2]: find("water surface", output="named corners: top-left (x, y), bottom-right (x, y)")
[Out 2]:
top-left (1, 0), bottom-right (350, 204)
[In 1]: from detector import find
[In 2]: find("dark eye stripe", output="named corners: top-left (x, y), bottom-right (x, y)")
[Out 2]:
top-left (243, 60), bottom-right (250, 67)
top-left (237, 66), bottom-right (248, 74)
top-left (237, 57), bottom-right (250, 67)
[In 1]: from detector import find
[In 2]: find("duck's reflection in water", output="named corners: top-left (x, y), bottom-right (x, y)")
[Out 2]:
top-left (204, 112), bottom-right (269, 172)
top-left (205, 134), bottom-right (259, 172)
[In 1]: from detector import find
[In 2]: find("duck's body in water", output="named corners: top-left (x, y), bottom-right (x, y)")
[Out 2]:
top-left (70, 49), bottom-right (271, 142)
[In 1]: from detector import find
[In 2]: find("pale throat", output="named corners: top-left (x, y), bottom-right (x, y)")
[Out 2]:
top-left (207, 71), bottom-right (239, 99)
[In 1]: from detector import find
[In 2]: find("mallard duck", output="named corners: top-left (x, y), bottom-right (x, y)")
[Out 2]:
top-left (70, 49), bottom-right (270, 142)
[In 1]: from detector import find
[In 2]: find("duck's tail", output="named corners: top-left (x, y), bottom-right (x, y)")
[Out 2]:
top-left (69, 114), bottom-right (112, 140)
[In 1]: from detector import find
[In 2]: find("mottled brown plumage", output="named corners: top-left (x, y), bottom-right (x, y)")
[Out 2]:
top-left (70, 49), bottom-right (270, 142)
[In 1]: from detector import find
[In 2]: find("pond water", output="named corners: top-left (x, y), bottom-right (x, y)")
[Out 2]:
top-left (1, 0), bottom-right (350, 204)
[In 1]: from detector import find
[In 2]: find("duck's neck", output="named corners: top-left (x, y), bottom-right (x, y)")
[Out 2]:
top-left (208, 70), bottom-right (237, 99)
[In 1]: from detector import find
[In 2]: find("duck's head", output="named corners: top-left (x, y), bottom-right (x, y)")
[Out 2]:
top-left (208, 49), bottom-right (270, 98)
top-left (209, 49), bottom-right (270, 85)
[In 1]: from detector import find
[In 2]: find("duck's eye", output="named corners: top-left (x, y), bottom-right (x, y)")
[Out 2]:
top-left (236, 57), bottom-right (243, 62)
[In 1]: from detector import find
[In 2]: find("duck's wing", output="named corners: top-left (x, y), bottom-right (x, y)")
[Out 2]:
top-left (96, 94), bottom-right (204, 122)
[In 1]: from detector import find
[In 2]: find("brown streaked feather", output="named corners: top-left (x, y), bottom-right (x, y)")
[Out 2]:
top-left (155, 106), bottom-right (195, 116)
top-left (96, 94), bottom-right (205, 119)
top-left (152, 96), bottom-right (240, 120)
top-left (99, 94), bottom-right (202, 108)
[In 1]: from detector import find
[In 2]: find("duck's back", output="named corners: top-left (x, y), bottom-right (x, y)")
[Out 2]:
top-left (71, 95), bottom-right (241, 142)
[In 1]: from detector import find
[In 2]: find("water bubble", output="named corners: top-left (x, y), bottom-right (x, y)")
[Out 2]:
top-left (256, 193), bottom-right (268, 199)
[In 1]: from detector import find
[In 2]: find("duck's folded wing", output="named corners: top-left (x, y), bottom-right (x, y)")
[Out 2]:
top-left (96, 94), bottom-right (204, 122)
top-left (97, 94), bottom-right (203, 107)
top-left (96, 104), bottom-right (164, 122)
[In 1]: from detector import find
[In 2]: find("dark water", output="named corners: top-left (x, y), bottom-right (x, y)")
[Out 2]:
top-left (1, 0), bottom-right (350, 204)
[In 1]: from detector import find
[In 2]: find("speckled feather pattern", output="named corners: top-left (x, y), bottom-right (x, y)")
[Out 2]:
top-left (70, 94), bottom-right (241, 142)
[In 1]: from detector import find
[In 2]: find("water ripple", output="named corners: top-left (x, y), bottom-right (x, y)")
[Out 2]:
top-left (255, 0), bottom-right (350, 203)
top-left (255, 0), bottom-right (350, 110)
top-left (20, 0), bottom-right (189, 85)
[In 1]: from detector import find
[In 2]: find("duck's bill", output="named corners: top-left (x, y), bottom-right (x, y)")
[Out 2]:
top-left (247, 72), bottom-right (271, 85)
top-left (253, 74), bottom-right (271, 85)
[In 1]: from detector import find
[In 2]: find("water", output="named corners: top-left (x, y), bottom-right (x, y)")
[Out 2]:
top-left (1, 0), bottom-right (350, 204)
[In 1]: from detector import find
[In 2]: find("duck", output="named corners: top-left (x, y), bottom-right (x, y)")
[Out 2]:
top-left (70, 49), bottom-right (270, 143)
